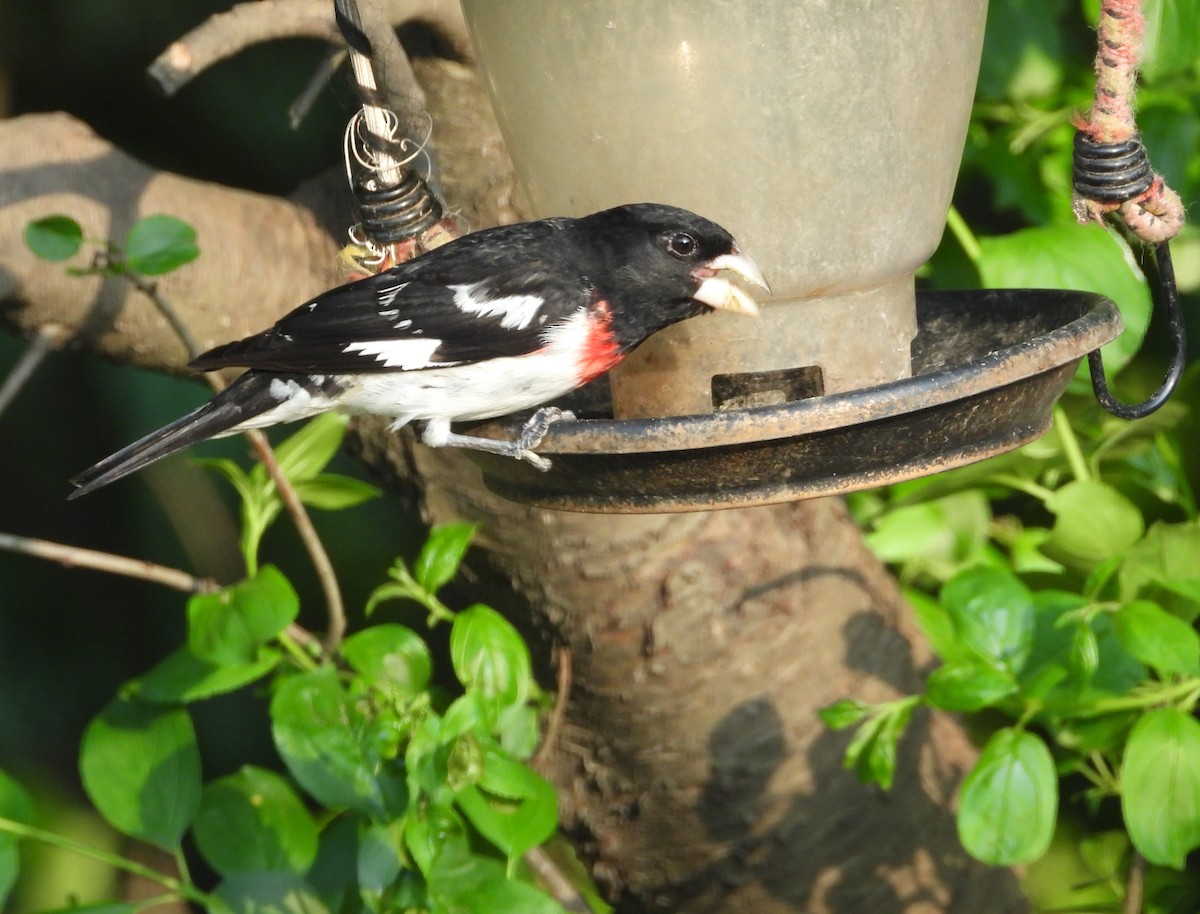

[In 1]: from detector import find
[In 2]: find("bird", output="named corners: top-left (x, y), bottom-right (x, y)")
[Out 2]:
top-left (68, 203), bottom-right (768, 498)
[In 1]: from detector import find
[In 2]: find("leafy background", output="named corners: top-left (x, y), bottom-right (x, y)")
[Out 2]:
top-left (0, 0), bottom-right (1199, 910)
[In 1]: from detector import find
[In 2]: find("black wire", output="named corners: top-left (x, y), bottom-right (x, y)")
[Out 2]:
top-left (332, 0), bottom-right (443, 241)
top-left (1086, 240), bottom-right (1187, 419)
top-left (1074, 131), bottom-right (1187, 419)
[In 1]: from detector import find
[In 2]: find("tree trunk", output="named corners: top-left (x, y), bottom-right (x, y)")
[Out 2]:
top-left (0, 52), bottom-right (1026, 914)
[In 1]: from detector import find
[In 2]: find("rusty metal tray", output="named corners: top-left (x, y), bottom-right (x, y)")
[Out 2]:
top-left (463, 289), bottom-right (1123, 513)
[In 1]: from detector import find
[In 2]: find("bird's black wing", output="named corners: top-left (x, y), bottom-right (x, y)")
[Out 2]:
top-left (191, 221), bottom-right (596, 374)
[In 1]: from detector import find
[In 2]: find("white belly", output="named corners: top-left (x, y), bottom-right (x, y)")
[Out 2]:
top-left (337, 349), bottom-right (582, 427)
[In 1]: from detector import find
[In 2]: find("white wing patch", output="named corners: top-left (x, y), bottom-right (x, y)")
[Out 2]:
top-left (376, 281), bottom-right (410, 307)
top-left (450, 282), bottom-right (544, 330)
top-left (343, 337), bottom-right (444, 369)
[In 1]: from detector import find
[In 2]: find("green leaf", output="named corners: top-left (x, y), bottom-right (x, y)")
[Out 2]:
top-left (841, 700), bottom-right (917, 791)
top-left (1120, 521), bottom-right (1200, 608)
top-left (123, 214), bottom-right (198, 276)
top-left (906, 586), bottom-right (961, 661)
top-left (957, 728), bottom-right (1057, 866)
top-left (455, 747), bottom-right (557, 861)
top-left (450, 605), bottom-right (533, 722)
top-left (1068, 621), bottom-right (1101, 686)
top-left (427, 842), bottom-right (564, 914)
top-left (341, 624), bottom-right (432, 700)
top-left (1141, 0), bottom-right (1200, 82)
top-left (79, 699), bottom-right (201, 848)
top-left (131, 645), bottom-right (280, 704)
top-left (1122, 708), bottom-right (1200, 869)
top-left (1044, 481), bottom-right (1145, 570)
top-left (864, 491), bottom-right (991, 580)
top-left (977, 223), bottom-right (1152, 376)
top-left (404, 806), bottom-right (466, 878)
top-left (188, 567), bottom-right (299, 666)
top-left (818, 699), bottom-right (870, 730)
top-left (24, 215), bottom-right (84, 261)
top-left (976, 0), bottom-right (1064, 101)
top-left (940, 566), bottom-right (1035, 672)
top-left (1112, 600), bottom-right (1200, 677)
top-left (194, 766), bottom-right (318, 877)
top-left (415, 523), bottom-right (477, 595)
top-left (263, 414), bottom-right (349, 485)
top-left (293, 474), bottom-right (380, 511)
top-left (356, 822), bottom-right (404, 911)
top-left (925, 659), bottom-right (1016, 712)
top-left (306, 814), bottom-right (361, 908)
top-left (271, 669), bottom-right (404, 819)
top-left (0, 770), bottom-right (33, 908)
top-left (213, 871), bottom-right (329, 914)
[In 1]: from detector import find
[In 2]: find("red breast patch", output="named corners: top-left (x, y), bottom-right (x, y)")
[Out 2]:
top-left (577, 301), bottom-right (622, 383)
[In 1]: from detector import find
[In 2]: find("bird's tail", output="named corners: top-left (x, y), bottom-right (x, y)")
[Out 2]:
top-left (68, 372), bottom-right (281, 499)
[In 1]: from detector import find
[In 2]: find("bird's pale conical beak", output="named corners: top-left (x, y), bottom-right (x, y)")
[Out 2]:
top-left (693, 246), bottom-right (770, 316)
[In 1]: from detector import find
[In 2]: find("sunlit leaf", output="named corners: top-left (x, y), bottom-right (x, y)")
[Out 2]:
top-left (1112, 600), bottom-right (1200, 676)
top-left (341, 624), bottom-right (432, 699)
top-left (124, 214), bottom-right (198, 276)
top-left (187, 566), bottom-right (298, 666)
top-left (1122, 708), bottom-right (1200, 868)
top-left (415, 523), bottom-right (477, 595)
top-left (1044, 481), bottom-right (1144, 570)
top-left (957, 728), bottom-right (1057, 865)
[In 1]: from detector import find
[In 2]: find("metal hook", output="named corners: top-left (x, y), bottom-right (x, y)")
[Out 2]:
top-left (1087, 240), bottom-right (1187, 419)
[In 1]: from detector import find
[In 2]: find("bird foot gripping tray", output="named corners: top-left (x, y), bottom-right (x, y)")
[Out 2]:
top-left (463, 289), bottom-right (1123, 513)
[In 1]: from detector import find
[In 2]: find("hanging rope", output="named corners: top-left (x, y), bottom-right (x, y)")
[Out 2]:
top-left (332, 0), bottom-right (448, 272)
top-left (1071, 0), bottom-right (1187, 419)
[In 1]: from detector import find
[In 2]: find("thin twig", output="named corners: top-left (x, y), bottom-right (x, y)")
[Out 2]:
top-left (126, 273), bottom-right (202, 359)
top-left (0, 532), bottom-right (217, 594)
top-left (0, 326), bottom-right (65, 422)
top-left (290, 47), bottom-right (347, 129)
top-left (245, 427), bottom-right (347, 652)
top-left (534, 645), bottom-right (572, 771)
top-left (1122, 851), bottom-right (1145, 914)
top-left (126, 279), bottom-right (346, 652)
top-left (524, 846), bottom-right (594, 914)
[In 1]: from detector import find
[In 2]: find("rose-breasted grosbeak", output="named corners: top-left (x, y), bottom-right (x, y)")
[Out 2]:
top-left (69, 203), bottom-right (767, 497)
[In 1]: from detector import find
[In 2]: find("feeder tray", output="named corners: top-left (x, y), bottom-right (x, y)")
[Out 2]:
top-left (461, 289), bottom-right (1122, 513)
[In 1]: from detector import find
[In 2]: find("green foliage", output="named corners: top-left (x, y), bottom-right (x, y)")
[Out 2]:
top-left (201, 412), bottom-right (381, 574)
top-left (122, 215), bottom-right (199, 276)
top-left (78, 700), bottom-right (202, 850)
top-left (23, 216), bottom-right (84, 262)
top-left (0, 419), bottom-right (563, 913)
top-left (834, 1), bottom-right (1200, 905)
top-left (23, 213), bottom-right (198, 277)
top-left (841, 402), bottom-right (1200, 875)
top-left (0, 771), bottom-right (34, 909)
top-left (957, 728), bottom-right (1057, 865)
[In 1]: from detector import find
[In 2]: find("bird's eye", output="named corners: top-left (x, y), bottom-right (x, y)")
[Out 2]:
top-left (664, 231), bottom-right (699, 260)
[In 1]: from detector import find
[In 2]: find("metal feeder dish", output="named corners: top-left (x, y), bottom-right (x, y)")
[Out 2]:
top-left (462, 288), bottom-right (1122, 513)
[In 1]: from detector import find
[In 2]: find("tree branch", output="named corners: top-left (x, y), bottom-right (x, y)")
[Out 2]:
top-left (0, 532), bottom-right (216, 594)
top-left (148, 0), bottom-right (472, 101)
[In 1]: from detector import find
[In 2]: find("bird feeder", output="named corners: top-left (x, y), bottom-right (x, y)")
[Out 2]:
top-left (453, 1), bottom-right (1131, 512)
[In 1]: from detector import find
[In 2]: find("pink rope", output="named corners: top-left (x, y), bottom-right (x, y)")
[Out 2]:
top-left (1073, 0), bottom-right (1185, 243)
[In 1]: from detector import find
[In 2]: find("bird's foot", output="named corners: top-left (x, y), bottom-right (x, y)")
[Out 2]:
top-left (421, 407), bottom-right (575, 471)
top-left (513, 407), bottom-right (575, 468)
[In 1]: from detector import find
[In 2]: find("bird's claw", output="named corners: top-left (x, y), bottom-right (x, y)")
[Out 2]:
top-left (515, 407), bottom-right (575, 471)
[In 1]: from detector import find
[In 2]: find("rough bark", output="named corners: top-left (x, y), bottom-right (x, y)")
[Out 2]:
top-left (0, 54), bottom-right (1026, 914)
